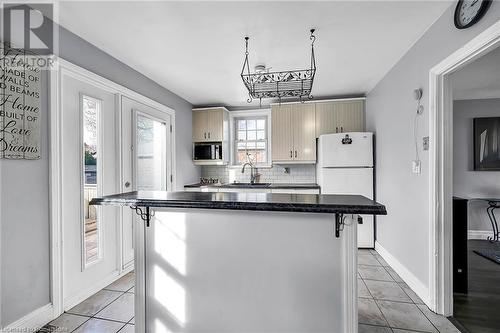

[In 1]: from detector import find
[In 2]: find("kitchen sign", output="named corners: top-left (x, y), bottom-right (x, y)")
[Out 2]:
top-left (0, 43), bottom-right (41, 159)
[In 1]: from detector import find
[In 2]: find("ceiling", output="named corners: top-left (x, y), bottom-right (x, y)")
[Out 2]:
top-left (58, 1), bottom-right (452, 108)
top-left (452, 45), bottom-right (500, 100)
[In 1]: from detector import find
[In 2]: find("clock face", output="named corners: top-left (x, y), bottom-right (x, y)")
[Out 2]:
top-left (455, 0), bottom-right (492, 29)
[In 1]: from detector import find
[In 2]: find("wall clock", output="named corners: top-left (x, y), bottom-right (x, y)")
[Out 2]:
top-left (454, 0), bottom-right (492, 29)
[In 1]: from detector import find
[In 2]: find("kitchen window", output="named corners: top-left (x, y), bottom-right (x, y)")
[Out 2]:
top-left (233, 114), bottom-right (269, 165)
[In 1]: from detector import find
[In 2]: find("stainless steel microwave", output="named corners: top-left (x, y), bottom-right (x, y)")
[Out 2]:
top-left (193, 143), bottom-right (222, 160)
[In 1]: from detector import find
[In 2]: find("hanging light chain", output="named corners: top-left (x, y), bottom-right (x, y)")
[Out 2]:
top-left (310, 28), bottom-right (316, 46)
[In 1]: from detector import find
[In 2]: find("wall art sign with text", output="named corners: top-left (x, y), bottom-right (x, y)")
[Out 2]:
top-left (0, 43), bottom-right (41, 159)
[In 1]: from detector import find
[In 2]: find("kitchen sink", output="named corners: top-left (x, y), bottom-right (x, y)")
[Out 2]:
top-left (224, 182), bottom-right (271, 188)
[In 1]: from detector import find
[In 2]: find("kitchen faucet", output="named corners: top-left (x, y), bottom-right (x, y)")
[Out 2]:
top-left (241, 160), bottom-right (258, 184)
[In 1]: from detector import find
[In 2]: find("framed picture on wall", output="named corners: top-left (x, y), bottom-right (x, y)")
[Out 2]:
top-left (474, 117), bottom-right (500, 171)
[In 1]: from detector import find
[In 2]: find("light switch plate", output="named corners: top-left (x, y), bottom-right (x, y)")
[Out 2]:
top-left (412, 160), bottom-right (421, 174)
top-left (423, 136), bottom-right (429, 151)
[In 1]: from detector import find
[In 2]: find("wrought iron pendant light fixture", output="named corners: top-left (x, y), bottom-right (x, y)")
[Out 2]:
top-left (241, 29), bottom-right (317, 106)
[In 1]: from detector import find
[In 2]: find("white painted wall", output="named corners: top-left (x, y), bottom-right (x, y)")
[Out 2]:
top-left (0, 24), bottom-right (199, 327)
top-left (366, 2), bottom-right (500, 298)
top-left (452, 99), bottom-right (500, 232)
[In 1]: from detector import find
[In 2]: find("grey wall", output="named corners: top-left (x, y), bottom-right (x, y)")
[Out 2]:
top-left (366, 3), bottom-right (500, 292)
top-left (453, 99), bottom-right (500, 232)
top-left (0, 71), bottom-right (51, 327)
top-left (1, 25), bottom-right (199, 326)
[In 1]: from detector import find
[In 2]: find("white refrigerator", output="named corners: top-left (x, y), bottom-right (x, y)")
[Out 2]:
top-left (317, 132), bottom-right (375, 248)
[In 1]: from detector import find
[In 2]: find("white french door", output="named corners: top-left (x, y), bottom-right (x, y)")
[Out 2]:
top-left (61, 72), bottom-right (120, 309)
top-left (120, 96), bottom-right (174, 268)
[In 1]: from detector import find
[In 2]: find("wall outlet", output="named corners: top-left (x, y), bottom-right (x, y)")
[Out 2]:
top-left (412, 160), bottom-right (421, 174)
top-left (423, 136), bottom-right (429, 151)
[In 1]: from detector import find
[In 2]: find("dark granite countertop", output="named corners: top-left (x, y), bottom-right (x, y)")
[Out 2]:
top-left (184, 182), bottom-right (320, 189)
top-left (90, 191), bottom-right (387, 215)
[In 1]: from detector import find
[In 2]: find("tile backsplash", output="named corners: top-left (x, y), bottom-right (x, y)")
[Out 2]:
top-left (201, 165), bottom-right (317, 184)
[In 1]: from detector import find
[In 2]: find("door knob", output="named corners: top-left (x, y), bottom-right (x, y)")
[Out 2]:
top-left (124, 181), bottom-right (131, 188)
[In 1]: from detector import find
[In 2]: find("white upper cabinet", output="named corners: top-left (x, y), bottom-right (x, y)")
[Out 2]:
top-left (192, 107), bottom-right (228, 142)
top-left (271, 103), bottom-right (316, 164)
top-left (315, 99), bottom-right (365, 137)
top-left (194, 100), bottom-right (365, 166)
top-left (192, 109), bottom-right (208, 142)
top-left (291, 103), bottom-right (316, 162)
top-left (271, 104), bottom-right (294, 162)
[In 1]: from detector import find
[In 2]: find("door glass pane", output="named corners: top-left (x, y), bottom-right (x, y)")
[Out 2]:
top-left (83, 96), bottom-right (101, 265)
top-left (136, 114), bottom-right (167, 191)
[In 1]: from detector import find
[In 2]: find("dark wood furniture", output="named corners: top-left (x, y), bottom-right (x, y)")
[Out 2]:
top-left (453, 196), bottom-right (469, 294)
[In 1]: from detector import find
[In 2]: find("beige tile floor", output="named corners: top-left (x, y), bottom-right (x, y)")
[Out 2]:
top-left (40, 272), bottom-right (135, 333)
top-left (39, 251), bottom-right (460, 333)
top-left (358, 249), bottom-right (460, 333)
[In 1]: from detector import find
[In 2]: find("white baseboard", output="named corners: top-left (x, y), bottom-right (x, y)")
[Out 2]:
top-left (468, 230), bottom-right (492, 240)
top-left (2, 303), bottom-right (54, 332)
top-left (64, 266), bottom-right (134, 311)
top-left (375, 241), bottom-right (430, 306)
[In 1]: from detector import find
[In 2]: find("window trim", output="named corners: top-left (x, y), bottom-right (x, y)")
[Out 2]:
top-left (229, 109), bottom-right (272, 168)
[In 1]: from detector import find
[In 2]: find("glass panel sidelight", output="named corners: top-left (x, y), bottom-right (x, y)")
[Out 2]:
top-left (136, 114), bottom-right (167, 191)
top-left (83, 96), bottom-right (101, 266)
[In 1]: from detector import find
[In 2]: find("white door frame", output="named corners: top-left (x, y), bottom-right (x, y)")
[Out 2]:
top-left (428, 19), bottom-right (500, 316)
top-left (49, 58), bottom-right (176, 318)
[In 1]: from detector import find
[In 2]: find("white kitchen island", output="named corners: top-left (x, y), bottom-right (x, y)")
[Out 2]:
top-left (91, 191), bottom-right (386, 333)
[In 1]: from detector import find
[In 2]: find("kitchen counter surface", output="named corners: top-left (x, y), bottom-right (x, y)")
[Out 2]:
top-left (90, 190), bottom-right (386, 215)
top-left (184, 182), bottom-right (321, 189)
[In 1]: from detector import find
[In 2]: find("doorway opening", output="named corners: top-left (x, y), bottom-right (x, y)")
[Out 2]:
top-left (429, 18), bottom-right (500, 329)
top-left (449, 44), bottom-right (500, 332)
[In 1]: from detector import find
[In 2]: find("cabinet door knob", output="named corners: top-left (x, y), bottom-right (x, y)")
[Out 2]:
top-left (290, 150), bottom-right (293, 158)
top-left (204, 132), bottom-right (207, 139)
top-left (341, 126), bottom-right (344, 133)
top-left (208, 132), bottom-right (211, 139)
top-left (336, 127), bottom-right (338, 133)
top-left (295, 150), bottom-right (297, 158)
